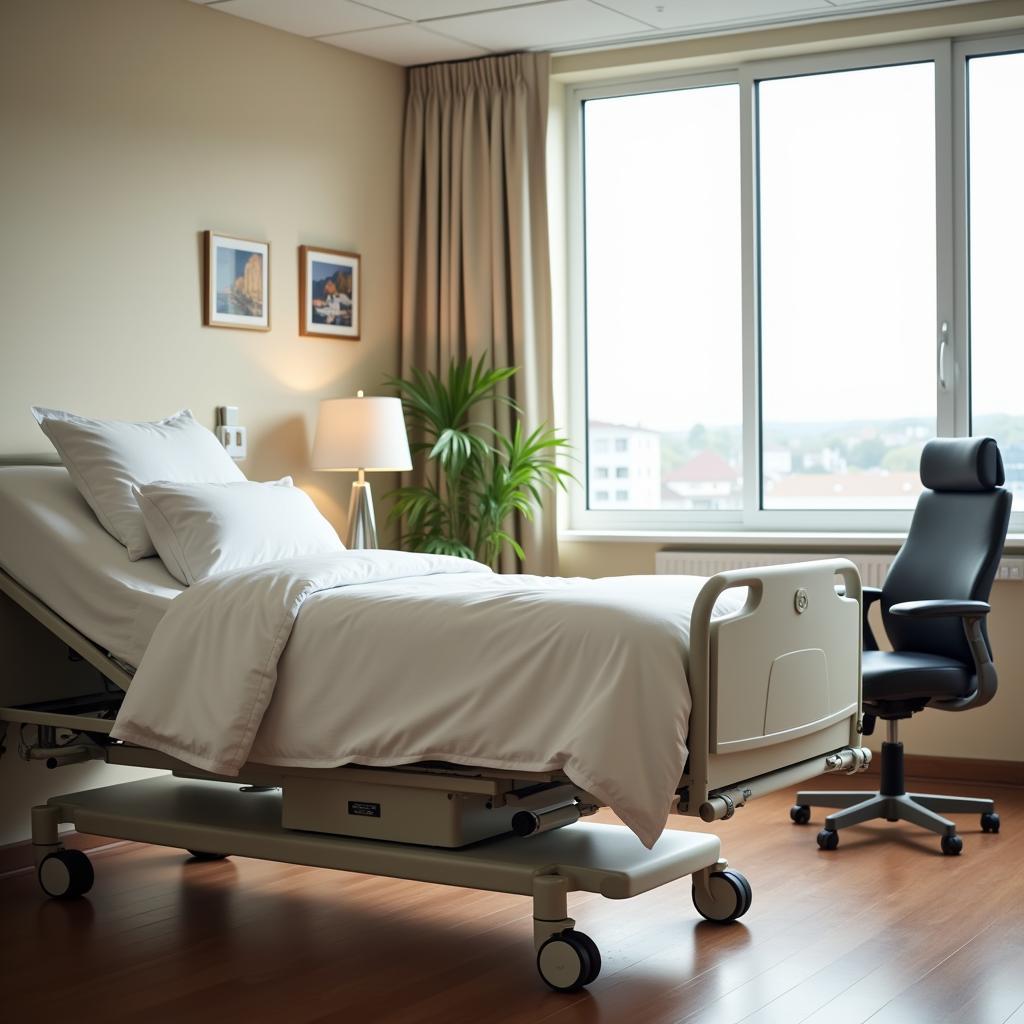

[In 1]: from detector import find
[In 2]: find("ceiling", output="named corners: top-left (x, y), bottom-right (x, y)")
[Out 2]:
top-left (189, 0), bottom-right (987, 66)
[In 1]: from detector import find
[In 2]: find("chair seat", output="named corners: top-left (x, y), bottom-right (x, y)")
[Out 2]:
top-left (862, 649), bottom-right (973, 703)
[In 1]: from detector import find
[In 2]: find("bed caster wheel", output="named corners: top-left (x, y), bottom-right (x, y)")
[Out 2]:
top-left (790, 804), bottom-right (811, 825)
top-left (981, 812), bottom-right (1000, 834)
top-left (941, 834), bottom-right (963, 856)
top-left (692, 869), bottom-right (751, 923)
top-left (186, 850), bottom-right (229, 861)
top-left (817, 828), bottom-right (839, 851)
top-left (537, 929), bottom-right (601, 992)
top-left (38, 849), bottom-right (94, 899)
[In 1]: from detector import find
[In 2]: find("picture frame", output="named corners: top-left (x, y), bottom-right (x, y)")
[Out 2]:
top-left (299, 245), bottom-right (361, 339)
top-left (203, 230), bottom-right (270, 331)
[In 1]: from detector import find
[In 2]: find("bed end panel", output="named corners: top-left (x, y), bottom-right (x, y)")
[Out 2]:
top-left (681, 559), bottom-right (866, 816)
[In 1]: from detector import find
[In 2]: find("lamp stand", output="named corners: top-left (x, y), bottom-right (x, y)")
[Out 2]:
top-left (346, 470), bottom-right (378, 549)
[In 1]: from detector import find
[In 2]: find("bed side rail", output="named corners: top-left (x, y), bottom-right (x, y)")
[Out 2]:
top-left (684, 558), bottom-right (867, 813)
top-left (0, 568), bottom-right (133, 691)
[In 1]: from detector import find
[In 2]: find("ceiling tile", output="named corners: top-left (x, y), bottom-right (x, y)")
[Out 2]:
top-left (357, 0), bottom-right (537, 19)
top-left (594, 0), bottom-right (832, 30)
top-left (320, 23), bottom-right (489, 64)
top-left (209, 0), bottom-right (402, 37)
top-left (431, 0), bottom-right (654, 50)
top-left (826, 0), bottom-right (982, 5)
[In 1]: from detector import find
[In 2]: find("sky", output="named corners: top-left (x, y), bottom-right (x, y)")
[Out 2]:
top-left (968, 51), bottom-right (1024, 426)
top-left (582, 52), bottom-right (1022, 434)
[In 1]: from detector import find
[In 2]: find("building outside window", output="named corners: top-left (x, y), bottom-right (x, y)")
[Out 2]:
top-left (588, 422), bottom-right (661, 508)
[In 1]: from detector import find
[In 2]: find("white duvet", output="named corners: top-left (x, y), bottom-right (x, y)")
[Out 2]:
top-left (111, 551), bottom-right (742, 848)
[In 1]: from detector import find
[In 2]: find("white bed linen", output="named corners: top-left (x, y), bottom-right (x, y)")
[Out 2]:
top-left (0, 466), bottom-right (183, 668)
top-left (135, 477), bottom-right (343, 584)
top-left (112, 552), bottom-right (746, 848)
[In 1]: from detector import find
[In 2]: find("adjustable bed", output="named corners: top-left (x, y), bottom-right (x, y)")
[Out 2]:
top-left (0, 459), bottom-right (869, 993)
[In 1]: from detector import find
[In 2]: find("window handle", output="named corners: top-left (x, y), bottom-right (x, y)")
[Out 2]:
top-left (938, 321), bottom-right (950, 391)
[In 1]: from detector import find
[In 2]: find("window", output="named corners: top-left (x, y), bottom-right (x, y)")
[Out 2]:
top-left (569, 35), bottom-right (1024, 532)
top-left (581, 82), bottom-right (742, 513)
top-left (965, 49), bottom-right (1024, 502)
top-left (758, 63), bottom-right (935, 511)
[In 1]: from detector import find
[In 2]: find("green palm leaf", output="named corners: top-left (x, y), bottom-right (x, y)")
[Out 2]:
top-left (384, 358), bottom-right (576, 569)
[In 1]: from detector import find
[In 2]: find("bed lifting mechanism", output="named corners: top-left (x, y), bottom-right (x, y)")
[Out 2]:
top-left (16, 724), bottom-right (105, 770)
top-left (505, 783), bottom-right (599, 838)
top-left (697, 745), bottom-right (871, 822)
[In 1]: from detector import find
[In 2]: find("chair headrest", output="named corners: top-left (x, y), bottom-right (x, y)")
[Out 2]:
top-left (920, 437), bottom-right (1005, 492)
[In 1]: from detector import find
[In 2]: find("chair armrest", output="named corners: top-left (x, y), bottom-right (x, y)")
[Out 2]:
top-left (886, 600), bottom-right (996, 712)
top-left (889, 599), bottom-right (991, 618)
top-left (861, 586), bottom-right (883, 651)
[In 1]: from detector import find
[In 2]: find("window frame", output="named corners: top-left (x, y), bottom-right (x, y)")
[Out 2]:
top-left (565, 32), bottom-right (1023, 536)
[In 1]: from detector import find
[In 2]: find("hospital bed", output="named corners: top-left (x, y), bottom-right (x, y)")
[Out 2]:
top-left (0, 459), bottom-right (870, 992)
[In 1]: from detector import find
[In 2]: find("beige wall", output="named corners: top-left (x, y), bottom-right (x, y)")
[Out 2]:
top-left (0, 0), bottom-right (406, 844)
top-left (0, 0), bottom-right (405, 526)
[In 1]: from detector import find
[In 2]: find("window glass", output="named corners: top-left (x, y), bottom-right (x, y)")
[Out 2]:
top-left (583, 84), bottom-right (742, 511)
top-left (967, 50), bottom-right (1024, 500)
top-left (758, 63), bottom-right (936, 510)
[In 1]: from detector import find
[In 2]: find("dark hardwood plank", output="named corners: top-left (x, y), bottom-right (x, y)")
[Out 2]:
top-left (1, 781), bottom-right (1022, 1022)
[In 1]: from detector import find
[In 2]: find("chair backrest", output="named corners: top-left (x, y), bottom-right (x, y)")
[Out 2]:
top-left (882, 437), bottom-right (1011, 665)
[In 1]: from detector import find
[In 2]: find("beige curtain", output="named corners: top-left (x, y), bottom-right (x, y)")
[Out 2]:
top-left (401, 52), bottom-right (555, 575)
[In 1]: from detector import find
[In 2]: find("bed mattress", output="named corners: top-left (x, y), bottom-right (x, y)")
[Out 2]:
top-left (0, 466), bottom-right (183, 669)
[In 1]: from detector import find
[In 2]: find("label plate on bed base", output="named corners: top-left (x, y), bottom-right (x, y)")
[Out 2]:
top-left (283, 776), bottom-right (519, 848)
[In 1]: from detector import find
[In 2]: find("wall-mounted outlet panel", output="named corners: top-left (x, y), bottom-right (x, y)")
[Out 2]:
top-left (216, 424), bottom-right (247, 460)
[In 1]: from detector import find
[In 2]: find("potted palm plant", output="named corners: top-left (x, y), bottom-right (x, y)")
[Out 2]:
top-left (385, 358), bottom-right (572, 568)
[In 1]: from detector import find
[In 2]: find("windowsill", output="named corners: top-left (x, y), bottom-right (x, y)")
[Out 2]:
top-left (559, 528), bottom-right (1024, 554)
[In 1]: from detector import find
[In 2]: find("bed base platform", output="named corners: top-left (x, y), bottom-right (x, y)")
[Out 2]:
top-left (31, 775), bottom-right (747, 992)
top-left (4, 716), bottom-right (869, 849)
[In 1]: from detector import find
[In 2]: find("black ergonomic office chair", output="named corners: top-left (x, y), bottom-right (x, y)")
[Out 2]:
top-left (791, 437), bottom-right (1011, 855)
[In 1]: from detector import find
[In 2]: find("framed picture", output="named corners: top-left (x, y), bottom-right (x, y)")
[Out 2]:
top-left (299, 245), bottom-right (360, 339)
top-left (203, 231), bottom-right (270, 331)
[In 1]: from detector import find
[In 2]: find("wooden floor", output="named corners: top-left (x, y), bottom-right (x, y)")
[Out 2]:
top-left (2, 778), bottom-right (1023, 1024)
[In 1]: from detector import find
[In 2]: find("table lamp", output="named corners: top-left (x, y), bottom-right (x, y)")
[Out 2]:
top-left (312, 390), bottom-right (412, 549)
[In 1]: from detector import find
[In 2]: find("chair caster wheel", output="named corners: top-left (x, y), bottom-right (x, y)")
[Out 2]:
top-left (817, 828), bottom-right (839, 851)
top-left (537, 929), bottom-right (601, 992)
top-left (790, 804), bottom-right (811, 825)
top-left (692, 869), bottom-right (751, 923)
top-left (981, 812), bottom-right (1000, 834)
top-left (38, 849), bottom-right (94, 899)
top-left (186, 850), bottom-right (229, 861)
top-left (941, 834), bottom-right (963, 856)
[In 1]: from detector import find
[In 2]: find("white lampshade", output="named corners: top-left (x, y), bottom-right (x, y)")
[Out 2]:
top-left (312, 394), bottom-right (412, 472)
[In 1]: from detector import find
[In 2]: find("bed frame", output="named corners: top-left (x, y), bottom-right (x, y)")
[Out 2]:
top-left (0, 466), bottom-right (869, 991)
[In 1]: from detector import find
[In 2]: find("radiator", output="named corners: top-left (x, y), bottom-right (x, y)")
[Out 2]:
top-left (655, 551), bottom-right (1024, 587)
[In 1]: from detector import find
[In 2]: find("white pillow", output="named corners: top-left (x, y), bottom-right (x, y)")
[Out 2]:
top-left (32, 407), bottom-right (245, 560)
top-left (134, 478), bottom-right (344, 585)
